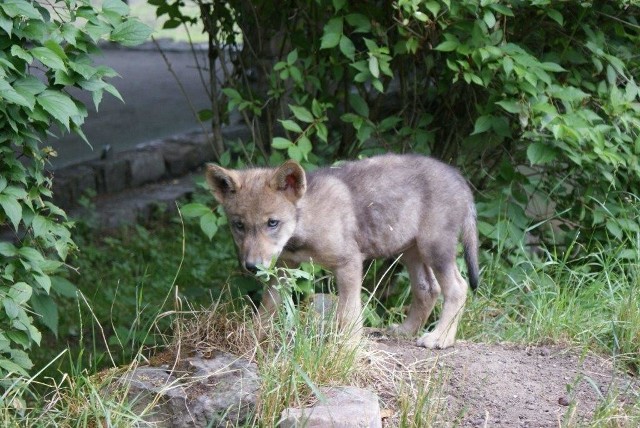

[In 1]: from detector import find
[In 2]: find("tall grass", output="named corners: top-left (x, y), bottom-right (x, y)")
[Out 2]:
top-left (1, 209), bottom-right (639, 426)
top-left (461, 235), bottom-right (640, 375)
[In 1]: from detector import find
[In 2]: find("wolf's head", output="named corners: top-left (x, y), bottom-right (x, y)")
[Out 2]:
top-left (205, 160), bottom-right (306, 273)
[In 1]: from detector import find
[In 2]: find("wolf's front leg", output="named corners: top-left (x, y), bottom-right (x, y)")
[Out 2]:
top-left (255, 283), bottom-right (282, 340)
top-left (334, 259), bottom-right (364, 341)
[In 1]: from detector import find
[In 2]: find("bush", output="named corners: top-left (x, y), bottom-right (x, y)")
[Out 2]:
top-left (154, 0), bottom-right (639, 261)
top-left (0, 0), bottom-right (150, 388)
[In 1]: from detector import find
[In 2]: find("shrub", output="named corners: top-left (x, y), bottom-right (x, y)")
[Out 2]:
top-left (0, 0), bottom-right (150, 387)
top-left (154, 0), bottom-right (640, 260)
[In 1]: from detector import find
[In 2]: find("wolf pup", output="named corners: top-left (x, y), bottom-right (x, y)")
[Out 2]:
top-left (206, 153), bottom-right (478, 349)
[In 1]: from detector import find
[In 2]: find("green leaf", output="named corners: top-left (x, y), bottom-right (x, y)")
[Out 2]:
top-left (10, 45), bottom-right (32, 63)
top-left (280, 119), bottom-right (303, 133)
top-left (0, 14), bottom-right (13, 37)
top-left (471, 115), bottom-right (493, 135)
top-left (18, 247), bottom-right (44, 263)
top-left (606, 221), bottom-right (622, 240)
top-left (31, 293), bottom-right (58, 338)
top-left (3, 299), bottom-right (19, 320)
top-left (345, 13), bottom-right (371, 33)
top-left (287, 49), bottom-right (298, 65)
top-left (496, 100), bottom-right (520, 114)
top-left (546, 9), bottom-right (564, 26)
top-left (0, 357), bottom-right (29, 376)
top-left (414, 11), bottom-right (428, 22)
top-left (181, 203), bottom-right (211, 218)
top-left (368, 55), bottom-right (380, 78)
top-left (5, 330), bottom-right (30, 349)
top-left (339, 36), bottom-right (356, 61)
top-left (198, 109), bottom-right (213, 121)
top-left (503, 56), bottom-right (514, 75)
top-left (44, 40), bottom-right (68, 61)
top-left (36, 90), bottom-right (79, 130)
top-left (1, 0), bottom-right (42, 20)
top-left (483, 11), bottom-right (496, 28)
top-left (0, 194), bottom-right (22, 230)
top-left (489, 3), bottom-right (514, 17)
top-left (110, 20), bottom-right (152, 47)
top-left (0, 80), bottom-right (32, 109)
top-left (425, 1), bottom-right (441, 17)
top-left (333, 0), bottom-right (346, 12)
top-left (9, 350), bottom-right (33, 372)
top-left (289, 105), bottom-right (314, 123)
top-left (51, 277), bottom-right (79, 298)
top-left (311, 99), bottom-right (323, 118)
top-left (200, 212), bottom-right (218, 240)
top-left (317, 123), bottom-right (328, 143)
top-left (9, 282), bottom-right (32, 305)
top-left (527, 142), bottom-right (557, 165)
top-left (298, 137), bottom-right (312, 159)
top-left (320, 17), bottom-right (343, 50)
top-left (34, 273), bottom-right (51, 294)
top-left (540, 62), bottom-right (566, 72)
top-left (288, 144), bottom-right (303, 162)
top-left (30, 47), bottom-right (66, 71)
top-left (434, 40), bottom-right (459, 52)
top-left (14, 76), bottom-right (46, 96)
top-left (32, 215), bottom-right (48, 238)
top-left (103, 0), bottom-right (129, 16)
top-left (348, 93), bottom-right (369, 117)
top-left (0, 242), bottom-right (17, 257)
top-left (272, 137), bottom-right (292, 150)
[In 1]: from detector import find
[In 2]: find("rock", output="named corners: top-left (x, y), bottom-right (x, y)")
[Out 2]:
top-left (113, 351), bottom-right (259, 427)
top-left (119, 149), bottom-right (166, 187)
top-left (90, 157), bottom-right (130, 194)
top-left (311, 293), bottom-right (336, 319)
top-left (279, 386), bottom-right (382, 428)
top-left (51, 165), bottom-right (96, 209)
top-left (160, 140), bottom-right (206, 177)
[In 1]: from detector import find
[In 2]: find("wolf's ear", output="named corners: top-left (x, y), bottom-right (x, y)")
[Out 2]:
top-left (205, 164), bottom-right (240, 203)
top-left (270, 160), bottom-right (306, 202)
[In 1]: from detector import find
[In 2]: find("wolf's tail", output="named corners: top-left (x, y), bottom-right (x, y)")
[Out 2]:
top-left (462, 202), bottom-right (480, 291)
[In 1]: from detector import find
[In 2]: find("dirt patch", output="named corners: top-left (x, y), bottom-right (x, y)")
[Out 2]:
top-left (366, 336), bottom-right (638, 427)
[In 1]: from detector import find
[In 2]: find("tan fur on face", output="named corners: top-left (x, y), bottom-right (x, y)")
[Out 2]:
top-left (206, 163), bottom-right (304, 269)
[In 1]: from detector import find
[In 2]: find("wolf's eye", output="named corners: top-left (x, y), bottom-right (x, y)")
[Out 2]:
top-left (232, 220), bottom-right (245, 231)
top-left (267, 219), bottom-right (280, 229)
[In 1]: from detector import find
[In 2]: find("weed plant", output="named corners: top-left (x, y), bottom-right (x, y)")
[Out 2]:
top-left (2, 209), bottom-right (639, 426)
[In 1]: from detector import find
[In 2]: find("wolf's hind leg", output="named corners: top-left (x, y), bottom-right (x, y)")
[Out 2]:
top-left (388, 248), bottom-right (440, 337)
top-left (416, 260), bottom-right (467, 349)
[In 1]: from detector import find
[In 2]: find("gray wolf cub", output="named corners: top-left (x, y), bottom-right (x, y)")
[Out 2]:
top-left (206, 153), bottom-right (478, 349)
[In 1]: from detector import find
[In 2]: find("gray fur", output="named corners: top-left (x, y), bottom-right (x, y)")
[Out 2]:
top-left (206, 153), bottom-right (479, 349)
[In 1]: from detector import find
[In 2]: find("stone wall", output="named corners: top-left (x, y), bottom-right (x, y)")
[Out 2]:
top-left (51, 124), bottom-right (250, 211)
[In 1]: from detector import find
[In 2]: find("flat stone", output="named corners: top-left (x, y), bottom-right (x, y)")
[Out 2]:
top-left (90, 157), bottom-right (130, 194)
top-left (78, 174), bottom-right (196, 229)
top-left (159, 140), bottom-right (205, 177)
top-left (118, 149), bottom-right (166, 187)
top-left (114, 352), bottom-right (260, 428)
top-left (51, 165), bottom-right (96, 209)
top-left (279, 386), bottom-right (382, 428)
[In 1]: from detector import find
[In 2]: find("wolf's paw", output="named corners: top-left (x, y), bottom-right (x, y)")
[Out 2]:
top-left (386, 323), bottom-right (417, 338)
top-left (416, 332), bottom-right (455, 349)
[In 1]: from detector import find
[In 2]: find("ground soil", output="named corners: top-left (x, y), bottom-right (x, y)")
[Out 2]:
top-left (367, 336), bottom-right (638, 427)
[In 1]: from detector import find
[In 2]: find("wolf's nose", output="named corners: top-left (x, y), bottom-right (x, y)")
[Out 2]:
top-left (244, 262), bottom-right (258, 274)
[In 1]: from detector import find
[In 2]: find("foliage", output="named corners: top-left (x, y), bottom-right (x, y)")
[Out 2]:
top-left (0, 0), bottom-right (150, 389)
top-left (151, 0), bottom-right (639, 265)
